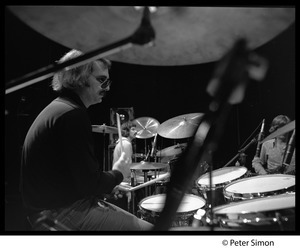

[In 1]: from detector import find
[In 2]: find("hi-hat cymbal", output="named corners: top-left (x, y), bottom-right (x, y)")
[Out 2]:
top-left (260, 120), bottom-right (295, 144)
top-left (8, 6), bottom-right (295, 65)
top-left (158, 113), bottom-right (205, 139)
top-left (157, 143), bottom-right (187, 157)
top-left (133, 117), bottom-right (160, 139)
top-left (92, 124), bottom-right (122, 134)
top-left (130, 161), bottom-right (167, 171)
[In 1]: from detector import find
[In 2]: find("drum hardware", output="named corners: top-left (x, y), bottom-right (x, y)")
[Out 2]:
top-left (157, 113), bottom-right (205, 139)
top-left (130, 161), bottom-right (168, 196)
top-left (116, 172), bottom-right (171, 198)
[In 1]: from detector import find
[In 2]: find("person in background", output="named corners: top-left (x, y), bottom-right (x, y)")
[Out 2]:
top-left (112, 120), bottom-right (137, 177)
top-left (252, 115), bottom-right (295, 175)
top-left (21, 49), bottom-right (153, 231)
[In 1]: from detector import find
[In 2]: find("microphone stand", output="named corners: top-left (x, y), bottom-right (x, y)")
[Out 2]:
top-left (6, 7), bottom-right (155, 94)
top-left (223, 137), bottom-right (257, 167)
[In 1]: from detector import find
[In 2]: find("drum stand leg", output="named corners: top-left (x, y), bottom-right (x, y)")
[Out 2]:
top-left (129, 191), bottom-right (136, 215)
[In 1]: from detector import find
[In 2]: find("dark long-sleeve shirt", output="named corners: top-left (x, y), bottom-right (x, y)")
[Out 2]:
top-left (21, 90), bottom-right (123, 212)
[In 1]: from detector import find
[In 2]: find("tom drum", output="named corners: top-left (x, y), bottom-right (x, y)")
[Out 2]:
top-left (224, 174), bottom-right (295, 202)
top-left (196, 166), bottom-right (248, 206)
top-left (138, 194), bottom-right (206, 227)
top-left (209, 193), bottom-right (295, 231)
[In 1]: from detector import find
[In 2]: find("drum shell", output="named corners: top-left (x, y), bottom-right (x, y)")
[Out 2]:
top-left (196, 167), bottom-right (248, 207)
top-left (208, 193), bottom-right (295, 231)
top-left (138, 194), bottom-right (206, 227)
top-left (223, 174), bottom-right (295, 202)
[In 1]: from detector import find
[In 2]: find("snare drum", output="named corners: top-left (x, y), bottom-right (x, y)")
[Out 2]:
top-left (224, 174), bottom-right (295, 202)
top-left (196, 167), bottom-right (248, 206)
top-left (210, 193), bottom-right (295, 231)
top-left (138, 194), bottom-right (206, 227)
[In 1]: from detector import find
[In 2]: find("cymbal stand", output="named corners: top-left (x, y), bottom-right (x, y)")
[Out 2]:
top-left (6, 7), bottom-right (155, 94)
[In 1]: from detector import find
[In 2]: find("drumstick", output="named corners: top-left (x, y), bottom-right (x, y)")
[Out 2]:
top-left (116, 113), bottom-right (123, 152)
top-left (116, 172), bottom-right (171, 192)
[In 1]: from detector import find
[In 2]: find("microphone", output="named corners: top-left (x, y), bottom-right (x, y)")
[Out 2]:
top-left (255, 119), bottom-right (265, 157)
top-left (282, 129), bottom-right (295, 171)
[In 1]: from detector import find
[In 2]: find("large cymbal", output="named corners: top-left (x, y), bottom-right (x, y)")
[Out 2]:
top-left (8, 6), bottom-right (295, 65)
top-left (158, 113), bottom-right (205, 139)
top-left (260, 120), bottom-right (295, 144)
top-left (133, 117), bottom-right (160, 139)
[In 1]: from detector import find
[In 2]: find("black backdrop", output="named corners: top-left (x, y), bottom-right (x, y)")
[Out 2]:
top-left (4, 8), bottom-right (295, 230)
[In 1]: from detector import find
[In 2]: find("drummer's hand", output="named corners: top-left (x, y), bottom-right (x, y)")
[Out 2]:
top-left (111, 186), bottom-right (124, 199)
top-left (112, 152), bottom-right (131, 179)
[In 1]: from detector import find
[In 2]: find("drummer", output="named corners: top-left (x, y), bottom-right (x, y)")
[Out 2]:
top-left (252, 115), bottom-right (295, 175)
top-left (20, 49), bottom-right (153, 231)
top-left (112, 120), bottom-right (139, 182)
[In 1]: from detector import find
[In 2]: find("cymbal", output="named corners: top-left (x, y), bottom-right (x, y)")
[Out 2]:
top-left (157, 143), bottom-right (187, 157)
top-left (133, 117), bottom-right (160, 139)
top-left (92, 124), bottom-right (122, 134)
top-left (8, 6), bottom-right (295, 65)
top-left (130, 161), bottom-right (167, 171)
top-left (157, 113), bottom-right (205, 139)
top-left (260, 120), bottom-right (295, 144)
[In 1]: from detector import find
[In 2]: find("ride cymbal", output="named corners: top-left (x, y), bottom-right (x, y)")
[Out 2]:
top-left (157, 113), bottom-right (205, 139)
top-left (133, 117), bottom-right (160, 139)
top-left (8, 6), bottom-right (295, 65)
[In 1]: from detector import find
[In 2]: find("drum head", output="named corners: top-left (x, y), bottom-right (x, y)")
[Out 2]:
top-left (197, 166), bottom-right (247, 187)
top-left (214, 193), bottom-right (295, 214)
top-left (212, 193), bottom-right (295, 230)
top-left (139, 194), bottom-right (206, 213)
top-left (224, 174), bottom-right (295, 198)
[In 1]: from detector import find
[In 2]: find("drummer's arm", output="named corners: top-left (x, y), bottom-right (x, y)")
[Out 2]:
top-left (252, 144), bottom-right (268, 175)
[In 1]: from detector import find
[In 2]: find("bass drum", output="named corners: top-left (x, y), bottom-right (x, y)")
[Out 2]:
top-left (223, 174), bottom-right (295, 202)
top-left (138, 194), bottom-right (206, 227)
top-left (196, 166), bottom-right (248, 207)
top-left (209, 193), bottom-right (295, 231)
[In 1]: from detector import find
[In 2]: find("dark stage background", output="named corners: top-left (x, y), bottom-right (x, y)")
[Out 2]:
top-left (4, 8), bottom-right (295, 231)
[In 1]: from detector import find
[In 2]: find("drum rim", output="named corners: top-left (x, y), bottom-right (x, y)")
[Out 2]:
top-left (223, 174), bottom-right (295, 200)
top-left (214, 193), bottom-right (295, 212)
top-left (209, 193), bottom-right (295, 230)
top-left (196, 166), bottom-right (248, 189)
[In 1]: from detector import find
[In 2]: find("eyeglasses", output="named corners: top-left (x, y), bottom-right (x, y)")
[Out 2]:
top-left (93, 75), bottom-right (112, 89)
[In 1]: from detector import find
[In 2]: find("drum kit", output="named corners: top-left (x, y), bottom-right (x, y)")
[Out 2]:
top-left (6, 6), bottom-right (295, 231)
top-left (93, 112), bottom-right (295, 231)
